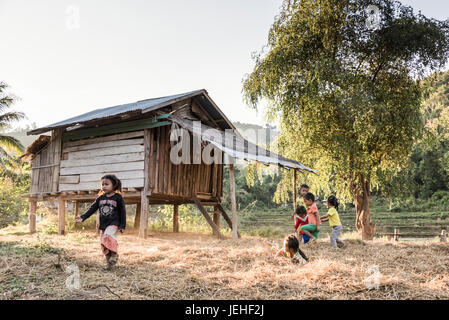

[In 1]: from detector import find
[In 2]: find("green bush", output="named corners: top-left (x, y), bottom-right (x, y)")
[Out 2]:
top-left (0, 178), bottom-right (30, 228)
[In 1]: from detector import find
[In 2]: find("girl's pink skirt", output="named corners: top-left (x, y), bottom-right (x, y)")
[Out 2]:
top-left (100, 225), bottom-right (119, 255)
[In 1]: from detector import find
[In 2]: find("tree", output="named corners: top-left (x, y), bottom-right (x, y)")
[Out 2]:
top-left (242, 0), bottom-right (449, 239)
top-left (0, 82), bottom-right (25, 176)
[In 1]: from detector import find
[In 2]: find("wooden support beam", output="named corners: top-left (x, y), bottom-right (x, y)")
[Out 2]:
top-left (51, 129), bottom-right (62, 193)
top-left (74, 201), bottom-right (79, 217)
top-left (134, 203), bottom-right (141, 230)
top-left (192, 196), bottom-right (224, 239)
top-left (229, 164), bottom-right (238, 240)
top-left (139, 129), bottom-right (151, 239)
top-left (213, 205), bottom-right (220, 236)
top-left (215, 203), bottom-right (241, 238)
top-left (29, 200), bottom-right (37, 234)
top-left (441, 229), bottom-right (447, 243)
top-left (293, 169), bottom-right (297, 211)
top-left (394, 228), bottom-right (399, 241)
top-left (58, 198), bottom-right (66, 235)
top-left (139, 192), bottom-right (149, 238)
top-left (173, 204), bottom-right (179, 233)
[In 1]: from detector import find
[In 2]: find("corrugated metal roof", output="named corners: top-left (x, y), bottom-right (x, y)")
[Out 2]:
top-left (169, 115), bottom-right (318, 173)
top-left (27, 89), bottom-right (233, 135)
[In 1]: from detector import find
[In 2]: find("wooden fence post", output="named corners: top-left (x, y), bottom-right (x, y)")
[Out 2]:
top-left (440, 229), bottom-right (447, 243)
top-left (29, 200), bottom-right (37, 234)
top-left (394, 228), bottom-right (399, 241)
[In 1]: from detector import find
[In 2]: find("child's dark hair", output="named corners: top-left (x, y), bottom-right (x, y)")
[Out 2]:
top-left (327, 195), bottom-right (339, 210)
top-left (285, 234), bottom-right (309, 263)
top-left (295, 205), bottom-right (307, 216)
top-left (100, 174), bottom-right (122, 194)
top-left (304, 192), bottom-right (315, 202)
top-left (300, 184), bottom-right (309, 190)
top-left (286, 234), bottom-right (299, 253)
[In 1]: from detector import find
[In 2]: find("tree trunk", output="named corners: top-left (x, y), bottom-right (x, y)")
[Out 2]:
top-left (354, 178), bottom-right (376, 240)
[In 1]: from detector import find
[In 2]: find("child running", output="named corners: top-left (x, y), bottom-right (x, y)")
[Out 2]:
top-left (75, 174), bottom-right (126, 269)
top-left (300, 193), bottom-right (321, 242)
top-left (294, 205), bottom-right (311, 244)
top-left (320, 196), bottom-right (344, 248)
top-left (265, 234), bottom-right (308, 263)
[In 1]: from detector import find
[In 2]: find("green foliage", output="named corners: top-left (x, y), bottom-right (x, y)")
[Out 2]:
top-left (148, 204), bottom-right (223, 233)
top-left (380, 70), bottom-right (449, 200)
top-left (242, 0), bottom-right (449, 207)
top-left (0, 81), bottom-right (26, 174)
top-left (0, 175), bottom-right (30, 228)
top-left (221, 165), bottom-right (284, 211)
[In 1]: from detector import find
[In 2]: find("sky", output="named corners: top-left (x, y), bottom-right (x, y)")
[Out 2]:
top-left (1, 0), bottom-right (448, 132)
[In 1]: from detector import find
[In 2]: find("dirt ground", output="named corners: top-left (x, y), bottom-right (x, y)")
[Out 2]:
top-left (1, 226), bottom-right (449, 300)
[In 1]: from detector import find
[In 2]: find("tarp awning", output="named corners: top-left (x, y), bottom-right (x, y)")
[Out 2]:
top-left (169, 115), bottom-right (317, 174)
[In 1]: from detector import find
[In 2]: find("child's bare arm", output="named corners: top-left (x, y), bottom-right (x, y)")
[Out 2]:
top-left (320, 213), bottom-right (329, 222)
top-left (275, 248), bottom-right (286, 258)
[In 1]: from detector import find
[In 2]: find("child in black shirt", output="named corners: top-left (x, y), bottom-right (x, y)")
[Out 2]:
top-left (75, 174), bottom-right (126, 269)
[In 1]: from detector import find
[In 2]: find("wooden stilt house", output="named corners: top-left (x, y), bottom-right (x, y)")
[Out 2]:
top-left (24, 89), bottom-right (316, 239)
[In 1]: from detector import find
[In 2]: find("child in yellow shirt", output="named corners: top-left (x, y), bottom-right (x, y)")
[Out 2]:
top-left (320, 196), bottom-right (344, 248)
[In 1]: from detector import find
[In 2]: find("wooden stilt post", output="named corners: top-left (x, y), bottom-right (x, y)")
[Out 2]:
top-left (58, 197), bottom-right (66, 235)
top-left (139, 192), bottom-right (149, 238)
top-left (139, 128), bottom-right (151, 239)
top-left (135, 203), bottom-right (141, 230)
top-left (293, 169), bottom-right (297, 211)
top-left (74, 201), bottom-right (79, 217)
top-left (394, 228), bottom-right (399, 241)
top-left (173, 204), bottom-right (179, 233)
top-left (215, 203), bottom-right (241, 238)
top-left (440, 229), bottom-right (447, 243)
top-left (229, 164), bottom-right (238, 240)
top-left (213, 205), bottom-right (220, 236)
top-left (29, 200), bottom-right (37, 234)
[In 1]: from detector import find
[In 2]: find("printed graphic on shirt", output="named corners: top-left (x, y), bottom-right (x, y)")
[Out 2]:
top-left (99, 199), bottom-right (117, 217)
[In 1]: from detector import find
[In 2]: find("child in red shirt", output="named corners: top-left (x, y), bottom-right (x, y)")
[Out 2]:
top-left (294, 205), bottom-right (311, 244)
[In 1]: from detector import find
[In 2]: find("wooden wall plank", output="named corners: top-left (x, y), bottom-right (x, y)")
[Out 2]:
top-left (162, 126), bottom-right (167, 194)
top-left (61, 153), bottom-right (144, 168)
top-left (59, 178), bottom-right (144, 191)
top-left (60, 161), bottom-right (144, 175)
top-left (60, 175), bottom-right (80, 184)
top-left (64, 131), bottom-right (144, 148)
top-left (148, 128), bottom-right (155, 190)
top-left (143, 129), bottom-right (151, 191)
top-left (63, 138), bottom-right (144, 153)
top-left (78, 170), bottom-right (144, 182)
top-left (155, 126), bottom-right (161, 193)
top-left (52, 129), bottom-right (62, 192)
top-left (68, 145), bottom-right (144, 160)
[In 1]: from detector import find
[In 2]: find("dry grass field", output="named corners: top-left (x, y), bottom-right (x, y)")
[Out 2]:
top-left (1, 223), bottom-right (449, 300)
